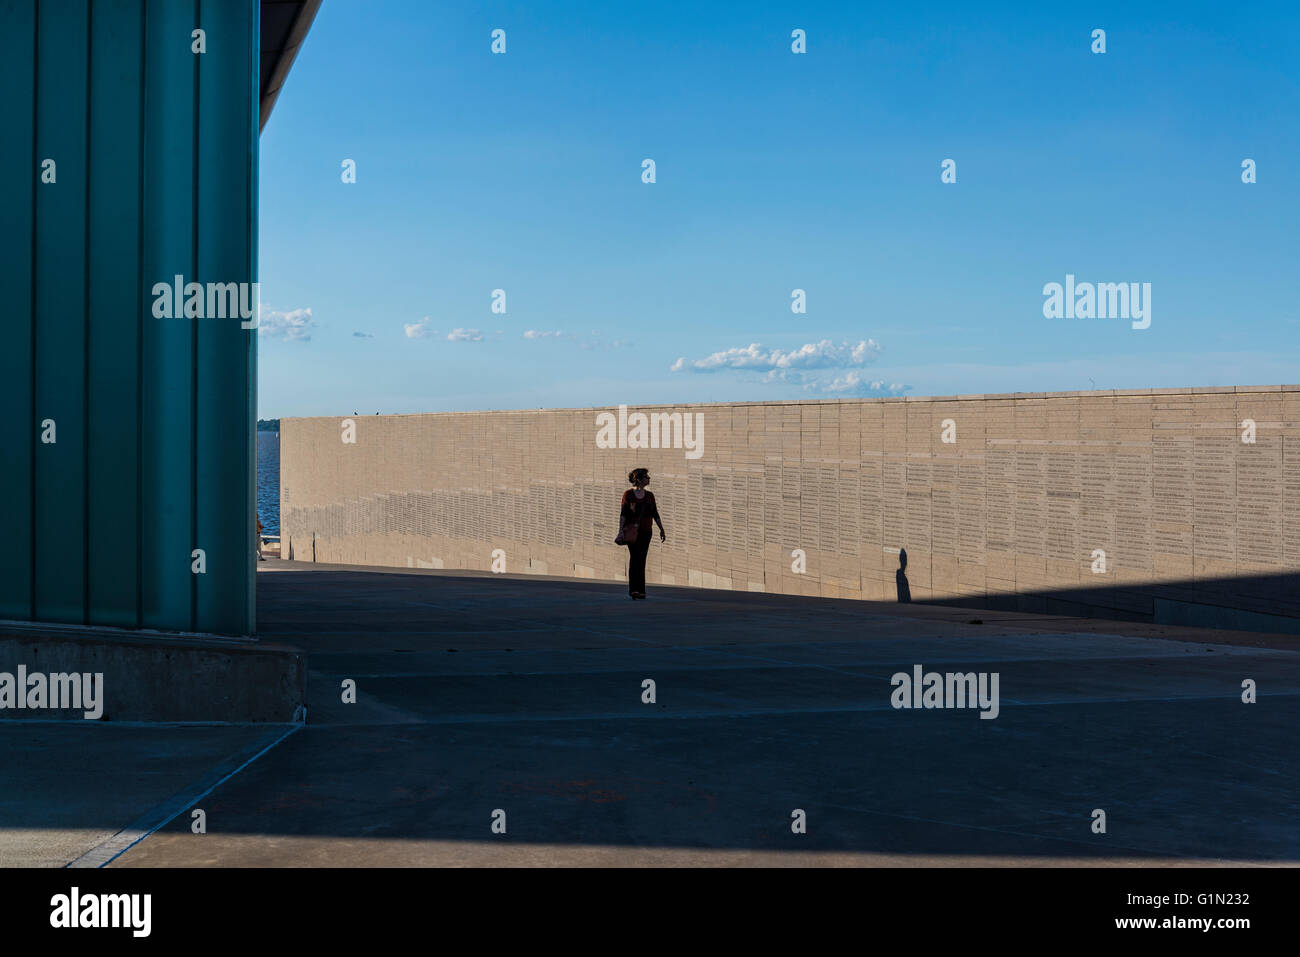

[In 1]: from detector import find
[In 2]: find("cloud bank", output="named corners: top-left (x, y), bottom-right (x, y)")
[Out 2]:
top-left (670, 338), bottom-right (905, 394)
top-left (258, 306), bottom-right (314, 342)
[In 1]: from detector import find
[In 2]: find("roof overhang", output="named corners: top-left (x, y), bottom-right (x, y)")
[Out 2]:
top-left (260, 0), bottom-right (323, 132)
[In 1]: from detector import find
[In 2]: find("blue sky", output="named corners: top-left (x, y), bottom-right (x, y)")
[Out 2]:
top-left (258, 0), bottom-right (1300, 417)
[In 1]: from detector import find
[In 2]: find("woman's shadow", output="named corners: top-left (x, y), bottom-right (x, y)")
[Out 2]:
top-left (895, 547), bottom-right (911, 603)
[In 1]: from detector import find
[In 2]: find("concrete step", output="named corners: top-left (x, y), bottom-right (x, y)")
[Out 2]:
top-left (0, 623), bottom-right (304, 723)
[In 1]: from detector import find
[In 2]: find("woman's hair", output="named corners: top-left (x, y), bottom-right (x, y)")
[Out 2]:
top-left (628, 468), bottom-right (650, 485)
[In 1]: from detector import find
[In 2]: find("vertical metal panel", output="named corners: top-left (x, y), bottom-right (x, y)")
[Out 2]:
top-left (196, 0), bottom-right (256, 634)
top-left (247, 4), bottom-right (259, 632)
top-left (140, 0), bottom-right (198, 630)
top-left (87, 0), bottom-right (145, 627)
top-left (34, 0), bottom-right (89, 624)
top-left (0, 0), bottom-right (36, 621)
top-left (0, 0), bottom-right (258, 636)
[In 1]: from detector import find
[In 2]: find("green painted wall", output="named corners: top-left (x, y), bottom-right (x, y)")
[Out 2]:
top-left (0, 0), bottom-right (258, 636)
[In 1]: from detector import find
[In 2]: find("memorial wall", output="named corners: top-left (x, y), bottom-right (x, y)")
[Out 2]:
top-left (280, 387), bottom-right (1300, 632)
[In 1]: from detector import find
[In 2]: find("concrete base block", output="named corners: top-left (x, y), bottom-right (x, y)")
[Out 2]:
top-left (0, 625), bottom-right (305, 723)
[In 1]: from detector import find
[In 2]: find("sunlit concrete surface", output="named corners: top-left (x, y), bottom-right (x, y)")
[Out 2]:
top-left (112, 837), bottom-right (1278, 868)
top-left (5, 561), bottom-right (1298, 867)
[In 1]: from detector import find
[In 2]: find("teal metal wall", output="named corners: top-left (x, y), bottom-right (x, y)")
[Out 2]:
top-left (0, 0), bottom-right (258, 636)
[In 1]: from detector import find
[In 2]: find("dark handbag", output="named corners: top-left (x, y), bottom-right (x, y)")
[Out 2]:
top-left (616, 495), bottom-right (642, 545)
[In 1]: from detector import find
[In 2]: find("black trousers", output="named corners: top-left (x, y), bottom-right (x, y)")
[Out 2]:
top-left (626, 531), bottom-right (651, 594)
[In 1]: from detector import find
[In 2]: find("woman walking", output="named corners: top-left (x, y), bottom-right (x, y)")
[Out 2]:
top-left (618, 468), bottom-right (666, 599)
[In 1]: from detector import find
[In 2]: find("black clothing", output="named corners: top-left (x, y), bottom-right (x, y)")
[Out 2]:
top-left (621, 489), bottom-right (659, 596)
top-left (627, 532), bottom-right (651, 595)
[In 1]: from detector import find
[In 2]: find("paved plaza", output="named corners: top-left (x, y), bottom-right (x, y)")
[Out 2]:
top-left (3, 561), bottom-right (1297, 867)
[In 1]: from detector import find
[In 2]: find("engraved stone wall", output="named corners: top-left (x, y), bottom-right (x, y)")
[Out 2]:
top-left (281, 387), bottom-right (1300, 626)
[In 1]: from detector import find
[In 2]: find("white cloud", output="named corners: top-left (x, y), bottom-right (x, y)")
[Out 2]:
top-left (670, 338), bottom-right (901, 394)
top-left (671, 339), bottom-right (881, 374)
top-left (447, 327), bottom-right (483, 342)
top-left (404, 316), bottom-right (432, 339)
top-left (258, 306), bottom-right (314, 342)
top-left (812, 372), bottom-right (911, 396)
top-left (580, 337), bottom-right (627, 350)
top-left (522, 328), bottom-right (627, 349)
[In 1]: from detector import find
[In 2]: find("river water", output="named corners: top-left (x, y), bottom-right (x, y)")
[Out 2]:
top-left (256, 430), bottom-right (279, 535)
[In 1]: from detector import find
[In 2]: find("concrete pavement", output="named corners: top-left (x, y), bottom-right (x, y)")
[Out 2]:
top-left (4, 561), bottom-right (1298, 866)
